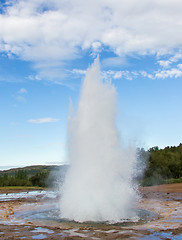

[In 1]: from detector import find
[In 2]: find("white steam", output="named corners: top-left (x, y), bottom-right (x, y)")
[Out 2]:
top-left (60, 57), bottom-right (138, 223)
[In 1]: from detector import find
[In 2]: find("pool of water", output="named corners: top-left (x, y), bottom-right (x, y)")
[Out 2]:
top-left (1, 190), bottom-right (182, 239)
top-left (14, 201), bottom-right (158, 227)
top-left (0, 190), bottom-right (57, 202)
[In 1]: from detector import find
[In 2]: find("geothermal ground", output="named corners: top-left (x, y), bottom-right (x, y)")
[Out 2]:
top-left (0, 184), bottom-right (182, 239)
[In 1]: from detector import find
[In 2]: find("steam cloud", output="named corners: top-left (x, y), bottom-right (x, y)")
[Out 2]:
top-left (60, 57), bottom-right (139, 223)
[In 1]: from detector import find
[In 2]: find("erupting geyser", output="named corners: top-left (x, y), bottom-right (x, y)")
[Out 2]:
top-left (60, 57), bottom-right (139, 223)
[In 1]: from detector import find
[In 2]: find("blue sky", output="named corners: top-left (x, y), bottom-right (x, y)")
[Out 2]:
top-left (0, 0), bottom-right (182, 167)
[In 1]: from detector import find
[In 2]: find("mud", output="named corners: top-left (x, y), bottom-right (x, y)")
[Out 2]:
top-left (0, 184), bottom-right (182, 239)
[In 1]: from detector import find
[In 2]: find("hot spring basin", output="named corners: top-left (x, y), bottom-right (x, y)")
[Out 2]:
top-left (14, 202), bottom-right (158, 227)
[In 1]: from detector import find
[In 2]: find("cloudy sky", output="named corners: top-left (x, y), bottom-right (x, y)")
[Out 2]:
top-left (1, 0), bottom-right (182, 168)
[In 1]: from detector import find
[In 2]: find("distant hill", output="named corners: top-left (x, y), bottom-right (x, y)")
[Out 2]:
top-left (0, 165), bottom-right (69, 187)
top-left (0, 165), bottom-right (68, 177)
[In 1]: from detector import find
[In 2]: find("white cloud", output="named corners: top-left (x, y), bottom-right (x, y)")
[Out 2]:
top-left (178, 64), bottom-right (182, 69)
top-left (27, 75), bottom-right (42, 81)
top-left (157, 52), bottom-right (182, 69)
top-left (72, 68), bottom-right (135, 80)
top-left (103, 70), bottom-right (133, 80)
top-left (102, 57), bottom-right (127, 68)
top-left (91, 41), bottom-right (102, 56)
top-left (71, 63), bottom-right (182, 81)
top-left (169, 53), bottom-right (182, 63)
top-left (71, 69), bottom-right (87, 75)
top-left (1, 0), bottom-right (182, 81)
top-left (135, 64), bottom-right (182, 80)
top-left (28, 117), bottom-right (60, 124)
top-left (0, 2), bottom-right (181, 55)
top-left (158, 60), bottom-right (171, 68)
top-left (15, 88), bottom-right (27, 102)
top-left (155, 68), bottom-right (182, 79)
top-left (140, 71), bottom-right (154, 79)
top-left (18, 88), bottom-right (27, 94)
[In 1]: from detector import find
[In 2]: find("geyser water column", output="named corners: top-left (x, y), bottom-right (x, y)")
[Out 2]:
top-left (60, 57), bottom-right (138, 223)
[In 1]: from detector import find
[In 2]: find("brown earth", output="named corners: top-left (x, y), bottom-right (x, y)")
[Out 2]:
top-left (0, 184), bottom-right (182, 239)
top-left (144, 183), bottom-right (182, 193)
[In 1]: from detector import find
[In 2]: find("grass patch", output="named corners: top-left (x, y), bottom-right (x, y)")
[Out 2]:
top-left (164, 178), bottom-right (182, 184)
top-left (141, 177), bottom-right (182, 186)
top-left (0, 186), bottom-right (46, 191)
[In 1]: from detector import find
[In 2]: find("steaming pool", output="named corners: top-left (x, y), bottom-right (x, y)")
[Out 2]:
top-left (14, 202), bottom-right (158, 226)
top-left (0, 187), bottom-right (182, 239)
top-left (2, 190), bottom-right (157, 226)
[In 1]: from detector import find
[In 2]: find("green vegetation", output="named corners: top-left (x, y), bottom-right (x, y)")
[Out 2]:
top-left (0, 165), bottom-right (68, 188)
top-left (0, 169), bottom-right (48, 187)
top-left (0, 186), bottom-right (45, 191)
top-left (141, 143), bottom-right (182, 186)
top-left (0, 165), bottom-right (58, 177)
top-left (1, 143), bottom-right (182, 188)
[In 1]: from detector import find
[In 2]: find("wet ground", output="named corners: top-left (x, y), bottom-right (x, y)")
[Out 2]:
top-left (0, 184), bottom-right (182, 239)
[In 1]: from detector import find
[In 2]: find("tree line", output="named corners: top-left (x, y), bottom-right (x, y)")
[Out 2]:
top-left (1, 144), bottom-right (182, 187)
top-left (0, 165), bottom-right (68, 188)
top-left (140, 143), bottom-right (182, 186)
top-left (0, 170), bottom-right (50, 187)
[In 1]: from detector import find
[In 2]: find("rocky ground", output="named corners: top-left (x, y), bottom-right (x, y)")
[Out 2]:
top-left (0, 184), bottom-right (182, 239)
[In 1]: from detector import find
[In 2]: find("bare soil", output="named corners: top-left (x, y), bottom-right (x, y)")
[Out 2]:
top-left (0, 183), bottom-right (182, 239)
